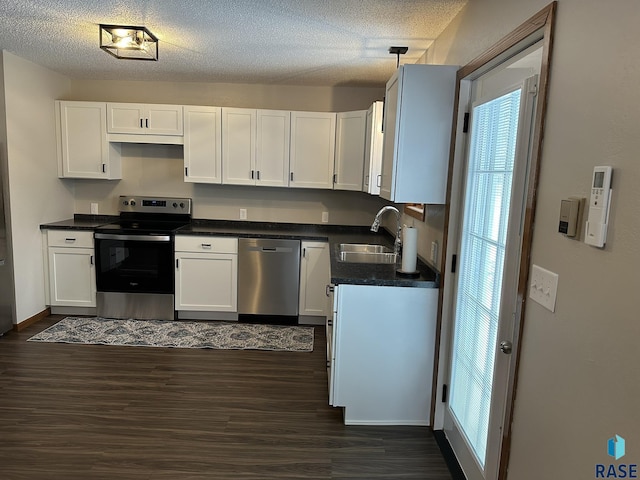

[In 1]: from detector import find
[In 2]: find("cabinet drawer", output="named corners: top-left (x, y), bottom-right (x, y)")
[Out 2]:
top-left (47, 230), bottom-right (94, 248)
top-left (175, 236), bottom-right (238, 254)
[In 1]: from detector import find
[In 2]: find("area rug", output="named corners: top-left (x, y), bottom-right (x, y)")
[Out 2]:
top-left (27, 317), bottom-right (314, 352)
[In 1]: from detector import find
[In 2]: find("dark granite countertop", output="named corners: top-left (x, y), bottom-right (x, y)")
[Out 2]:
top-left (39, 215), bottom-right (118, 230)
top-left (40, 217), bottom-right (439, 288)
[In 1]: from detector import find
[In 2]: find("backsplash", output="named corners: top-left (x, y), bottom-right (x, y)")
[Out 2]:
top-left (71, 143), bottom-right (388, 226)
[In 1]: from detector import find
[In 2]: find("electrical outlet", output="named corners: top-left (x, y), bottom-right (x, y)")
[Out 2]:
top-left (90, 203), bottom-right (99, 215)
top-left (430, 241), bottom-right (438, 264)
top-left (529, 264), bottom-right (559, 312)
top-left (239, 209), bottom-right (247, 220)
top-left (322, 211), bottom-right (329, 223)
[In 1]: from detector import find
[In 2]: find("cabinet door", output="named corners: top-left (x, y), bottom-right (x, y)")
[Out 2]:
top-left (290, 112), bottom-right (336, 189)
top-left (48, 247), bottom-right (96, 307)
top-left (256, 110), bottom-right (290, 187)
top-left (184, 106), bottom-right (222, 184)
top-left (299, 242), bottom-right (330, 317)
top-left (222, 108), bottom-right (256, 186)
top-left (57, 101), bottom-right (117, 179)
top-left (380, 74), bottom-right (399, 200)
top-left (107, 103), bottom-right (183, 135)
top-left (363, 101), bottom-right (384, 195)
top-left (145, 104), bottom-right (183, 135)
top-left (175, 253), bottom-right (238, 312)
top-left (380, 65), bottom-right (457, 203)
top-left (334, 111), bottom-right (366, 191)
top-left (107, 103), bottom-right (146, 134)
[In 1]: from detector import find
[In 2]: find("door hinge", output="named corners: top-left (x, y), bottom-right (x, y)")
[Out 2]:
top-left (463, 112), bottom-right (470, 133)
top-left (442, 384), bottom-right (448, 403)
top-left (451, 254), bottom-right (457, 273)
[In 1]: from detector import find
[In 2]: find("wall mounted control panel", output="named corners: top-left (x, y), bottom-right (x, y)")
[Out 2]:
top-left (585, 166), bottom-right (612, 247)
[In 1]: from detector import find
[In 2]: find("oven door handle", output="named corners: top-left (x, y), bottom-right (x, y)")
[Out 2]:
top-left (94, 233), bottom-right (172, 242)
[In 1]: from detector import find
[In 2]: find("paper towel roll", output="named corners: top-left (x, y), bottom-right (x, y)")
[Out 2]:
top-left (401, 226), bottom-right (418, 273)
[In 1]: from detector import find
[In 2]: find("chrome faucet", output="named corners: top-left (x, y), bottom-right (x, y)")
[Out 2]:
top-left (370, 206), bottom-right (402, 254)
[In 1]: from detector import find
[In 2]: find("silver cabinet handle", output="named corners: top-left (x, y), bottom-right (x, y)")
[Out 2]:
top-left (201, 243), bottom-right (212, 249)
top-left (65, 238), bottom-right (76, 243)
top-left (376, 174), bottom-right (382, 187)
top-left (325, 284), bottom-right (334, 297)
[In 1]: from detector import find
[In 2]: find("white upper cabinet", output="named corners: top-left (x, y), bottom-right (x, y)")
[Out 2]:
top-left (255, 110), bottom-right (290, 187)
top-left (183, 105), bottom-right (222, 184)
top-left (222, 108), bottom-right (290, 187)
top-left (222, 107), bottom-right (257, 186)
top-left (334, 110), bottom-right (366, 191)
top-left (362, 101), bottom-right (384, 195)
top-left (107, 103), bottom-right (183, 143)
top-left (380, 65), bottom-right (457, 204)
top-left (56, 101), bottom-right (121, 179)
top-left (290, 111), bottom-right (336, 189)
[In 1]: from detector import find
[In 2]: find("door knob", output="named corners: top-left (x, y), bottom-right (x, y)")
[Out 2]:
top-left (499, 340), bottom-right (513, 354)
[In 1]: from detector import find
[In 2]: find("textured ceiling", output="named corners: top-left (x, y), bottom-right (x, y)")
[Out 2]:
top-left (0, 0), bottom-right (466, 87)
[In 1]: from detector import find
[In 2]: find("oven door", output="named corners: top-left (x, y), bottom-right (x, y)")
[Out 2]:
top-left (94, 233), bottom-right (174, 294)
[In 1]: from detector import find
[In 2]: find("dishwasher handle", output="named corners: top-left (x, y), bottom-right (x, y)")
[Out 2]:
top-left (245, 246), bottom-right (295, 253)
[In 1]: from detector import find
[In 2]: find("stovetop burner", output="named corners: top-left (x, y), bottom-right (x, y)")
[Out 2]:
top-left (97, 195), bottom-right (192, 235)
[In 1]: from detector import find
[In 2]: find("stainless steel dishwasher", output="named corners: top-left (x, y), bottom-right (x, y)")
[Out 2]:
top-left (238, 238), bottom-right (301, 317)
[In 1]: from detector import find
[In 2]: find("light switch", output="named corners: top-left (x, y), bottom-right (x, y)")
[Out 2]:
top-left (529, 264), bottom-right (559, 312)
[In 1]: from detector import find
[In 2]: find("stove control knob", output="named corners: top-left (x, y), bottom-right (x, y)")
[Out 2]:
top-left (173, 202), bottom-right (178, 208)
top-left (180, 202), bottom-right (185, 209)
top-left (123, 200), bottom-right (129, 206)
top-left (130, 200), bottom-right (136, 206)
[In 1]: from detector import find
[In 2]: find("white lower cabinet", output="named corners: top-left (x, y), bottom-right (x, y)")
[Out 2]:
top-left (298, 242), bottom-right (331, 321)
top-left (175, 236), bottom-right (238, 313)
top-left (46, 230), bottom-right (96, 307)
top-left (329, 284), bottom-right (438, 425)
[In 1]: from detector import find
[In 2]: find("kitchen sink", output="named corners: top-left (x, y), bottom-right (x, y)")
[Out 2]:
top-left (338, 243), bottom-right (397, 264)
top-left (338, 243), bottom-right (393, 254)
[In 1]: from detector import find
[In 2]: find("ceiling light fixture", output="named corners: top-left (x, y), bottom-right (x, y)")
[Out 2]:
top-left (99, 24), bottom-right (158, 61)
top-left (389, 46), bottom-right (408, 68)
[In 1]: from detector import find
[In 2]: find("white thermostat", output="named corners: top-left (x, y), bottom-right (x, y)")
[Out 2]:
top-left (585, 166), bottom-right (612, 247)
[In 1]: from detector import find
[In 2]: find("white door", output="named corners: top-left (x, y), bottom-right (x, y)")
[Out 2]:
top-left (175, 253), bottom-right (237, 312)
top-left (183, 106), bottom-right (222, 184)
top-left (256, 110), bottom-right (290, 187)
top-left (58, 101), bottom-right (110, 179)
top-left (48, 247), bottom-right (96, 307)
top-left (290, 112), bottom-right (336, 189)
top-left (443, 74), bottom-right (538, 480)
top-left (222, 108), bottom-right (256, 185)
top-left (334, 111), bottom-right (366, 191)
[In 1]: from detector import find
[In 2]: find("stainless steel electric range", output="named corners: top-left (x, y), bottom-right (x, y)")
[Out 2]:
top-left (94, 196), bottom-right (192, 321)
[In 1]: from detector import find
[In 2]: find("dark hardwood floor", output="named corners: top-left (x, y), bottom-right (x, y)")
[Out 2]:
top-left (0, 315), bottom-right (453, 479)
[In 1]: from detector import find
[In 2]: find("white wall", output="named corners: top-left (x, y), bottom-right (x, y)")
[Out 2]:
top-left (2, 51), bottom-right (72, 323)
top-left (68, 79), bottom-right (384, 112)
top-left (432, 1), bottom-right (640, 478)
